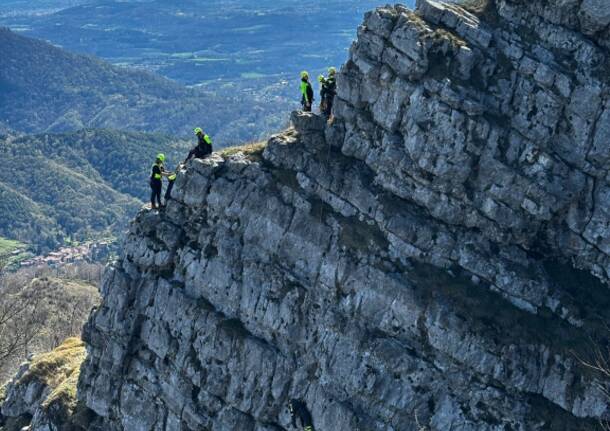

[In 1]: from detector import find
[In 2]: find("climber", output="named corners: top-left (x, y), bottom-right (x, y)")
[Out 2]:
top-left (318, 67), bottom-right (337, 119)
top-left (184, 127), bottom-right (213, 163)
top-left (150, 153), bottom-right (170, 209)
top-left (300, 71), bottom-right (314, 112)
top-left (288, 399), bottom-right (315, 431)
top-left (164, 170), bottom-right (177, 204)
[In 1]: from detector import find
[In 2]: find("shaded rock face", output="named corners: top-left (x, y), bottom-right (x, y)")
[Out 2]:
top-left (78, 1), bottom-right (610, 430)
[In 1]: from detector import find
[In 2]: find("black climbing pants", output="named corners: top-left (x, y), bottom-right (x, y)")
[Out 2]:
top-left (150, 180), bottom-right (162, 208)
top-left (322, 95), bottom-right (334, 118)
top-left (165, 179), bottom-right (175, 202)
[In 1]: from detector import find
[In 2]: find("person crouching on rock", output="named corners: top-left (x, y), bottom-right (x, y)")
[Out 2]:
top-left (150, 153), bottom-right (171, 209)
top-left (184, 127), bottom-right (213, 163)
top-left (300, 71), bottom-right (314, 112)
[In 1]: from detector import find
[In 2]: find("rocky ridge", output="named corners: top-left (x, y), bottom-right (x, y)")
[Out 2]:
top-left (13, 0), bottom-right (608, 430)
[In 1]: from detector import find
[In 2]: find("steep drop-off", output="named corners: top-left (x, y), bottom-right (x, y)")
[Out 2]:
top-left (73, 1), bottom-right (610, 430)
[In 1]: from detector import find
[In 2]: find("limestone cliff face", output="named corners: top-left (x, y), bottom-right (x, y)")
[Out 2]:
top-left (77, 1), bottom-right (610, 430)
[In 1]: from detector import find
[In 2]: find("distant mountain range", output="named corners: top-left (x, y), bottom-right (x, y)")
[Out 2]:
top-left (0, 129), bottom-right (190, 251)
top-left (0, 0), bottom-right (386, 85)
top-left (0, 28), bottom-right (289, 143)
top-left (0, 0), bottom-right (393, 144)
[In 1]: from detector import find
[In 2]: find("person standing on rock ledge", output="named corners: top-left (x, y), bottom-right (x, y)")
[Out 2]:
top-left (150, 153), bottom-right (171, 209)
top-left (318, 66), bottom-right (337, 119)
top-left (300, 71), bottom-right (314, 112)
top-left (184, 127), bottom-right (213, 163)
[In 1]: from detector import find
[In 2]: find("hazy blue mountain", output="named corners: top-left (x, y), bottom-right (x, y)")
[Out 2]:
top-left (0, 0), bottom-right (420, 128)
top-left (0, 1), bottom-right (420, 141)
top-left (0, 0), bottom-right (398, 86)
top-left (0, 28), bottom-right (291, 143)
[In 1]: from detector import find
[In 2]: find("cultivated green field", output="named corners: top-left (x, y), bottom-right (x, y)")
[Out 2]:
top-left (0, 237), bottom-right (25, 255)
top-left (0, 237), bottom-right (30, 266)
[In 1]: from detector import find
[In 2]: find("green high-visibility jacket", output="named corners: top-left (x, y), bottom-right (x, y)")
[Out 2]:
top-left (151, 162), bottom-right (163, 181)
top-left (301, 79), bottom-right (313, 104)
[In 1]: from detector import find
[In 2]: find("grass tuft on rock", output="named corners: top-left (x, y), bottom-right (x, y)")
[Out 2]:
top-left (0, 382), bottom-right (6, 404)
top-left (43, 366), bottom-right (82, 411)
top-left (20, 337), bottom-right (86, 412)
top-left (219, 141), bottom-right (267, 160)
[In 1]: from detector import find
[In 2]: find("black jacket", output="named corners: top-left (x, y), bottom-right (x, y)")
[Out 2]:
top-left (150, 163), bottom-right (164, 185)
top-left (320, 76), bottom-right (336, 100)
top-left (185, 134), bottom-right (213, 163)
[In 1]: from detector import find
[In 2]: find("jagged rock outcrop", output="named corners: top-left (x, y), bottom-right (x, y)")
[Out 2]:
top-left (1, 338), bottom-right (95, 431)
top-left (78, 1), bottom-right (610, 430)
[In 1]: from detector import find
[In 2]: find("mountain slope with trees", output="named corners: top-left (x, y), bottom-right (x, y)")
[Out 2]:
top-left (0, 27), bottom-right (289, 144)
top-left (0, 130), bottom-right (190, 251)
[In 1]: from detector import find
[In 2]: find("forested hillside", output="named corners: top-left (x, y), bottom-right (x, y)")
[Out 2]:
top-left (0, 130), bottom-right (190, 251)
top-left (0, 28), bottom-right (289, 144)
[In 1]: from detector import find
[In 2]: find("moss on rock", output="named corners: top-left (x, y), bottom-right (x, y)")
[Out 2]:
top-left (220, 141), bottom-right (267, 160)
top-left (1, 338), bottom-right (88, 430)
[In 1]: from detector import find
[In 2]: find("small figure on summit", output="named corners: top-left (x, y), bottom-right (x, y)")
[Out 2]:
top-left (318, 66), bottom-right (337, 119)
top-left (184, 127), bottom-right (213, 163)
top-left (150, 153), bottom-right (171, 209)
top-left (288, 399), bottom-right (315, 431)
top-left (300, 71), bottom-right (314, 112)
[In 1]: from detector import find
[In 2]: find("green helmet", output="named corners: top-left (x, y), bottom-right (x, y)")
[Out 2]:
top-left (328, 67), bottom-right (337, 76)
top-left (300, 71), bottom-right (309, 79)
top-left (318, 74), bottom-right (325, 83)
top-left (156, 153), bottom-right (165, 162)
top-left (193, 127), bottom-right (203, 135)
